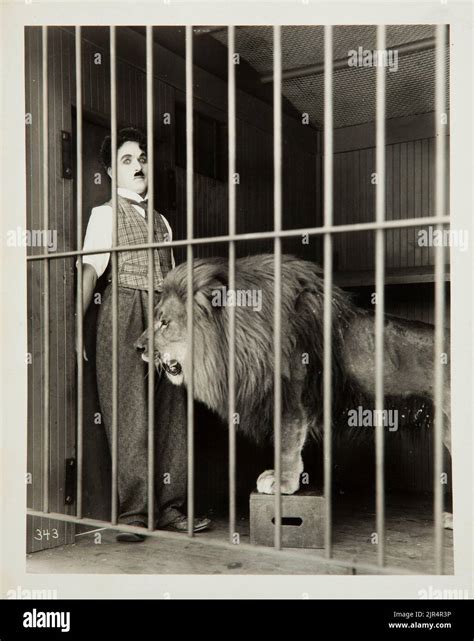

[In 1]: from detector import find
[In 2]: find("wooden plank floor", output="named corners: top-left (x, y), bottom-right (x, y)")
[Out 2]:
top-left (27, 493), bottom-right (453, 575)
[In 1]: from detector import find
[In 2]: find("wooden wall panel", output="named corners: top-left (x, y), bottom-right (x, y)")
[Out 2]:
top-left (172, 91), bottom-right (320, 262)
top-left (333, 133), bottom-right (450, 275)
top-left (25, 27), bottom-right (75, 552)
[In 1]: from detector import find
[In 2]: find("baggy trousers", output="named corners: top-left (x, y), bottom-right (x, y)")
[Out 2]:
top-left (96, 284), bottom-right (187, 527)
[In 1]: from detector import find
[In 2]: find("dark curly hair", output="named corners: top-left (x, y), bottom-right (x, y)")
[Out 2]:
top-left (99, 127), bottom-right (147, 172)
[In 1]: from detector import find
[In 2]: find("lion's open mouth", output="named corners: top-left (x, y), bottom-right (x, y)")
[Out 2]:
top-left (163, 359), bottom-right (182, 376)
top-left (141, 352), bottom-right (182, 376)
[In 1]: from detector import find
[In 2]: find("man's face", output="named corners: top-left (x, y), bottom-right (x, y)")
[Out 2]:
top-left (108, 140), bottom-right (148, 195)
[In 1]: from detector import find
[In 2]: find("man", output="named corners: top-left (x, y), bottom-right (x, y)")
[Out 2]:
top-left (78, 127), bottom-right (210, 541)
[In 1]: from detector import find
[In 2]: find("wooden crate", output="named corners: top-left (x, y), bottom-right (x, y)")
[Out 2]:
top-left (249, 490), bottom-right (325, 549)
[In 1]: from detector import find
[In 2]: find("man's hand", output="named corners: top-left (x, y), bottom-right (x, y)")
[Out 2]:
top-left (75, 263), bottom-right (98, 362)
top-left (75, 331), bottom-right (88, 362)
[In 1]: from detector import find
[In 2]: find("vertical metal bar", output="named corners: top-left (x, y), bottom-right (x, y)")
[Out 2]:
top-left (146, 25), bottom-right (155, 532)
top-left (375, 24), bottom-right (387, 567)
top-left (433, 23), bottom-right (447, 575)
top-left (110, 26), bottom-right (119, 526)
top-left (42, 26), bottom-right (50, 514)
top-left (273, 25), bottom-right (282, 551)
top-left (323, 25), bottom-right (334, 558)
top-left (185, 25), bottom-right (195, 537)
top-left (227, 25), bottom-right (237, 544)
top-left (75, 26), bottom-right (84, 519)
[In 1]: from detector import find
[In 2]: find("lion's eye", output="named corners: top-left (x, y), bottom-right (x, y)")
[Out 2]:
top-left (159, 319), bottom-right (169, 330)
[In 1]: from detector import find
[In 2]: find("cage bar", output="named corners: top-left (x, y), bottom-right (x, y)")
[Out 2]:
top-left (26, 216), bottom-right (450, 264)
top-left (75, 27), bottom-right (84, 519)
top-left (146, 25), bottom-right (156, 532)
top-left (185, 25), bottom-right (195, 537)
top-left (433, 23), bottom-right (447, 575)
top-left (323, 24), bottom-right (334, 559)
top-left (272, 25), bottom-right (283, 551)
top-left (375, 24), bottom-right (387, 567)
top-left (41, 26), bottom-right (50, 514)
top-left (227, 25), bottom-right (237, 544)
top-left (110, 26), bottom-right (119, 526)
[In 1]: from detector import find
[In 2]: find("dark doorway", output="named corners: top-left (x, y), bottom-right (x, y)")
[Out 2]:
top-left (72, 111), bottom-right (112, 526)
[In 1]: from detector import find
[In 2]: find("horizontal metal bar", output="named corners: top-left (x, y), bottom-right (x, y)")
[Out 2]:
top-left (27, 216), bottom-right (450, 262)
top-left (261, 37), bottom-right (437, 84)
top-left (26, 509), bottom-right (417, 575)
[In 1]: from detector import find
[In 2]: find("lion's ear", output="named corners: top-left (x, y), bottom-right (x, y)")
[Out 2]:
top-left (194, 290), bottom-right (213, 317)
top-left (193, 262), bottom-right (228, 292)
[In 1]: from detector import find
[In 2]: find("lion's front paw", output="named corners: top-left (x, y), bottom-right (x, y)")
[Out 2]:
top-left (443, 511), bottom-right (453, 530)
top-left (256, 469), bottom-right (300, 495)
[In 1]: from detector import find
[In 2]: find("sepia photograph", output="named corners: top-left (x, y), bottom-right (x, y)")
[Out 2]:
top-left (23, 21), bottom-right (456, 576)
top-left (0, 0), bottom-right (472, 631)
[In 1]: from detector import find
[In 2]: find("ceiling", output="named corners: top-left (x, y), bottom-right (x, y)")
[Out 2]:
top-left (210, 25), bottom-right (450, 129)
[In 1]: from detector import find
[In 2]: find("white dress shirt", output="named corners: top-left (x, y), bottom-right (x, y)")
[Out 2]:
top-left (81, 187), bottom-right (175, 278)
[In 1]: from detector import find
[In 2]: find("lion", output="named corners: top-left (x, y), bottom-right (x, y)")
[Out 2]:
top-left (135, 254), bottom-right (452, 528)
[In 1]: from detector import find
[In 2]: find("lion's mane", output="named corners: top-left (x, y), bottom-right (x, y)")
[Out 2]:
top-left (161, 254), bottom-right (361, 442)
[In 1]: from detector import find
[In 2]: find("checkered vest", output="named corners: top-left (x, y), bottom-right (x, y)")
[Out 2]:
top-left (104, 195), bottom-right (173, 292)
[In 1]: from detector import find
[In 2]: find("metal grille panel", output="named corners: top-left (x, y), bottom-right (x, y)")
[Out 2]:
top-left (212, 25), bottom-right (450, 128)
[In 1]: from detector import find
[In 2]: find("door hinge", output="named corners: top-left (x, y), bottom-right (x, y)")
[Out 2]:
top-left (61, 130), bottom-right (73, 179)
top-left (64, 457), bottom-right (76, 505)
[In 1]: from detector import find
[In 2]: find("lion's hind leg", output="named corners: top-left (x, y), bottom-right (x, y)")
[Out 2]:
top-left (256, 410), bottom-right (308, 495)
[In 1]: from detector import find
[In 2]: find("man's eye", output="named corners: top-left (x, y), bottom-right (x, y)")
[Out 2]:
top-left (139, 156), bottom-right (147, 164)
top-left (123, 158), bottom-right (130, 164)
